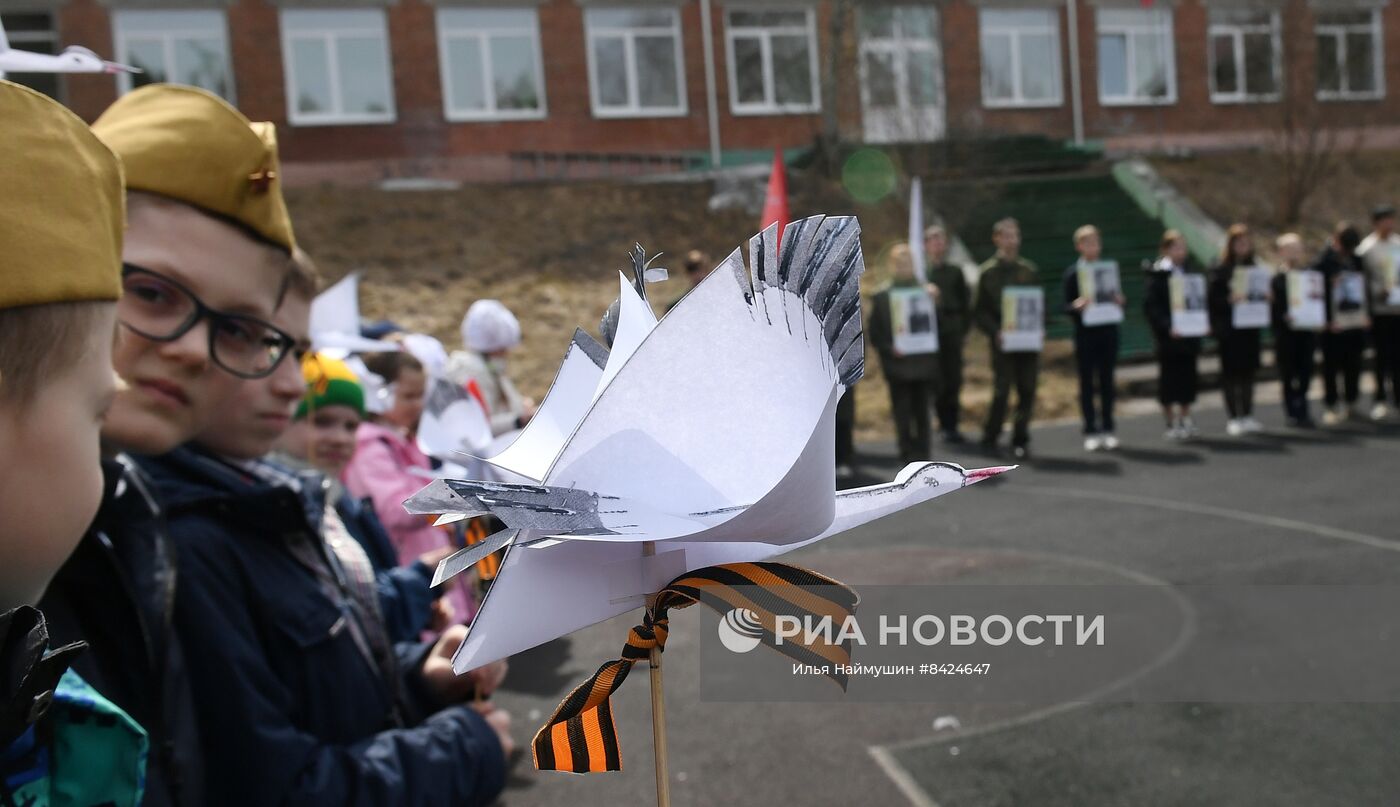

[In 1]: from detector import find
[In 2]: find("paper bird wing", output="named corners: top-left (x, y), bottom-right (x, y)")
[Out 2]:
top-left (446, 463), bottom-right (1013, 673)
top-left (541, 216), bottom-right (864, 520)
top-left (403, 477), bottom-right (704, 538)
top-left (473, 329), bottom-right (607, 483)
top-left (473, 272), bottom-right (651, 483)
top-left (417, 377), bottom-right (493, 459)
top-left (592, 270), bottom-right (658, 403)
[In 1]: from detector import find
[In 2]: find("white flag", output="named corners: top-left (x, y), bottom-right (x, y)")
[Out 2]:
top-left (909, 178), bottom-right (927, 283)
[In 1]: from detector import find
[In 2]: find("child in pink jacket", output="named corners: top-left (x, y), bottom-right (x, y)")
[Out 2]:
top-left (342, 351), bottom-right (476, 627)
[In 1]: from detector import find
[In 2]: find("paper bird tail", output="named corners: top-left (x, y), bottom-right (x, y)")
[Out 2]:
top-left (532, 561), bottom-right (859, 774)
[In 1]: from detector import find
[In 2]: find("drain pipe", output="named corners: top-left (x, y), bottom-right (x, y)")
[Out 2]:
top-left (1066, 0), bottom-right (1085, 145)
top-left (700, 0), bottom-right (723, 167)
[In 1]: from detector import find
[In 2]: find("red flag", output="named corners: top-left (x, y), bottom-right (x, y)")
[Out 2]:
top-left (1140, 0), bottom-right (1154, 6)
top-left (760, 148), bottom-right (790, 247)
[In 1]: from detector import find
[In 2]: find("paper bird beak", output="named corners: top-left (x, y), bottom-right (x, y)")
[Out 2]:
top-left (965, 465), bottom-right (1016, 484)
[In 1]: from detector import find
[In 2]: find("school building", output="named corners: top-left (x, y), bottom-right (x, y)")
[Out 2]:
top-left (3, 0), bottom-right (1398, 183)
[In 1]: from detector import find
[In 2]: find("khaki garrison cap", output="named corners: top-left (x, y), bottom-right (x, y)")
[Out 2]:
top-left (92, 84), bottom-right (296, 252)
top-left (0, 79), bottom-right (124, 310)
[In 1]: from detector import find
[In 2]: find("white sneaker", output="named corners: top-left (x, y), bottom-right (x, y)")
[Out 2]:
top-left (1242, 417), bottom-right (1265, 433)
top-left (1084, 435), bottom-right (1103, 452)
top-left (1226, 419), bottom-right (1246, 437)
top-left (1322, 406), bottom-right (1344, 426)
top-left (1372, 403), bottom-right (1391, 421)
top-left (1164, 423), bottom-right (1182, 441)
top-left (1181, 417), bottom-right (1199, 438)
top-left (1101, 433), bottom-right (1120, 451)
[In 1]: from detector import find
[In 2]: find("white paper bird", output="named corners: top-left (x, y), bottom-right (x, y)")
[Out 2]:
top-left (0, 18), bottom-right (138, 78)
top-left (308, 273), bottom-right (400, 356)
top-left (406, 216), bottom-right (1012, 673)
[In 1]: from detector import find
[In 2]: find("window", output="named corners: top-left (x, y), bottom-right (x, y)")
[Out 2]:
top-left (1096, 8), bottom-right (1174, 105)
top-left (726, 7), bottom-right (820, 115)
top-left (1316, 9), bottom-right (1383, 100)
top-left (585, 7), bottom-right (685, 118)
top-left (438, 8), bottom-right (546, 121)
top-left (113, 10), bottom-right (234, 101)
top-left (980, 9), bottom-right (1063, 108)
top-left (0, 12), bottom-right (61, 100)
top-left (281, 9), bottom-right (395, 125)
top-left (1208, 9), bottom-right (1280, 103)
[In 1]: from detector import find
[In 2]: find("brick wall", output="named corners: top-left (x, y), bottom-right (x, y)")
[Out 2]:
top-left (14, 0), bottom-right (1400, 181)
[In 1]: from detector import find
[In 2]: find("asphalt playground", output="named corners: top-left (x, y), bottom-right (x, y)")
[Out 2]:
top-left (491, 379), bottom-right (1400, 807)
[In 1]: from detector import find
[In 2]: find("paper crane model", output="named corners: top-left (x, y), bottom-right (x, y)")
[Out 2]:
top-left (406, 215), bottom-right (1010, 679)
top-left (0, 17), bottom-right (138, 78)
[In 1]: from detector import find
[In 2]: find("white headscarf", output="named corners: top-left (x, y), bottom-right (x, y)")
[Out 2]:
top-left (462, 300), bottom-right (521, 354)
top-left (400, 332), bottom-right (450, 378)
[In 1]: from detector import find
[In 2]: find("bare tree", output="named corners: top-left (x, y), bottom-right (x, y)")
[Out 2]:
top-left (1268, 3), bottom-right (1367, 227)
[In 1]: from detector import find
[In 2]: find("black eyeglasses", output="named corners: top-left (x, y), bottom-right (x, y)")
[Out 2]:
top-left (119, 264), bottom-right (297, 379)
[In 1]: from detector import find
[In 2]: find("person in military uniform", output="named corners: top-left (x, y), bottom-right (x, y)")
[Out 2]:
top-left (39, 84), bottom-right (302, 807)
top-left (924, 225), bottom-right (972, 443)
top-left (975, 217), bottom-right (1041, 459)
top-left (1, 79), bottom-right (147, 807)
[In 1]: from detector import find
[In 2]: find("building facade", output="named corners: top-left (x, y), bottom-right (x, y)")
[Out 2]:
top-left (3, 0), bottom-right (1397, 183)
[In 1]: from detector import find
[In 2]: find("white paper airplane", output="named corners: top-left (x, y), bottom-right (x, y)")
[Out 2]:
top-left (0, 17), bottom-right (138, 78)
top-left (405, 216), bottom-right (1013, 673)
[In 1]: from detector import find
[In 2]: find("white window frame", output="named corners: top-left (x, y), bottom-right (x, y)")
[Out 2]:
top-left (584, 7), bottom-right (688, 119)
top-left (979, 8), bottom-right (1064, 109)
top-left (1095, 8), bottom-right (1176, 107)
top-left (1315, 8), bottom-right (1385, 102)
top-left (437, 8), bottom-right (548, 122)
top-left (2, 11), bottom-right (58, 50)
top-left (1, 11), bottom-right (63, 99)
top-left (724, 6), bottom-right (821, 116)
top-left (111, 10), bottom-right (235, 102)
top-left (280, 9), bottom-right (397, 126)
top-left (1207, 10), bottom-right (1282, 104)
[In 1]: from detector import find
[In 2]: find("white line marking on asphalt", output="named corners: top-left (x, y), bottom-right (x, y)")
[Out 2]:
top-left (867, 550), bottom-right (1199, 806)
top-left (864, 440), bottom-right (1395, 805)
top-left (868, 745), bottom-right (942, 807)
top-left (1016, 484), bottom-right (1400, 553)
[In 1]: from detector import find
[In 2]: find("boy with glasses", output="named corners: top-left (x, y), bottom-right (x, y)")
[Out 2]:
top-left (137, 264), bottom-right (510, 804)
top-left (39, 84), bottom-right (298, 807)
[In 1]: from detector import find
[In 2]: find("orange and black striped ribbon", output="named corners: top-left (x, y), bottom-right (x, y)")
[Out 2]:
top-left (464, 517), bottom-right (500, 581)
top-left (532, 561), bottom-right (859, 773)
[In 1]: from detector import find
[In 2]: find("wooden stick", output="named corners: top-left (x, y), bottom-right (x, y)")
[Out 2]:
top-left (642, 541), bottom-right (671, 807)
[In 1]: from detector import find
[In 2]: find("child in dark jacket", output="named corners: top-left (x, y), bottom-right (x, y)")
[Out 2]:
top-left (1270, 234), bottom-right (1318, 427)
top-left (1316, 223), bottom-right (1370, 424)
top-left (154, 258), bottom-right (512, 807)
top-left (1208, 223), bottom-right (1266, 436)
top-left (1, 80), bottom-right (146, 807)
top-left (39, 85), bottom-right (313, 806)
top-left (1144, 230), bottom-right (1204, 440)
top-left (869, 243), bottom-right (940, 463)
top-left (1063, 225), bottom-right (1124, 451)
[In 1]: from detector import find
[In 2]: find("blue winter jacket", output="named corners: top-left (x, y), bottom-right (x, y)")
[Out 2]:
top-left (138, 447), bottom-right (505, 807)
top-left (335, 493), bottom-right (439, 643)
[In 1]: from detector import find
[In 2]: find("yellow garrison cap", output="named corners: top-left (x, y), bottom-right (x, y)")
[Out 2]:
top-left (0, 79), bottom-right (124, 310)
top-left (92, 83), bottom-right (295, 252)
